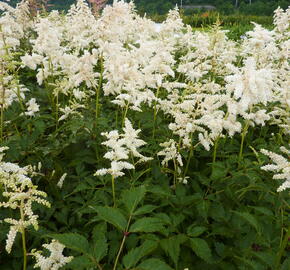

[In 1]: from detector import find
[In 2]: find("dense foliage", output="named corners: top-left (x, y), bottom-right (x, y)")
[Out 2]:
top-left (0, 0), bottom-right (289, 269)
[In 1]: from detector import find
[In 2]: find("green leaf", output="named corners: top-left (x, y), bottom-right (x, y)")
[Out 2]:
top-left (281, 257), bottom-right (290, 270)
top-left (187, 225), bottom-right (207, 237)
top-left (251, 251), bottom-right (275, 267)
top-left (232, 211), bottom-right (260, 233)
top-left (93, 233), bottom-right (108, 262)
top-left (249, 206), bottom-right (273, 216)
top-left (95, 206), bottom-right (127, 231)
top-left (234, 256), bottom-right (261, 270)
top-left (64, 256), bottom-right (93, 269)
top-left (123, 240), bottom-right (158, 268)
top-left (134, 205), bottom-right (158, 215)
top-left (190, 238), bottom-right (212, 262)
top-left (160, 235), bottom-right (187, 267)
top-left (47, 233), bottom-right (90, 255)
top-left (121, 185), bottom-right (146, 214)
top-left (129, 217), bottom-right (165, 233)
top-left (138, 258), bottom-right (173, 270)
top-left (210, 161), bottom-right (228, 181)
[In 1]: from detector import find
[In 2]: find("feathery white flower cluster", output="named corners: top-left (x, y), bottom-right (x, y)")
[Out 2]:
top-left (32, 240), bottom-right (73, 270)
top-left (57, 173), bottom-right (67, 188)
top-left (0, 147), bottom-right (51, 253)
top-left (11, 0), bottom-right (288, 138)
top-left (24, 98), bottom-right (40, 116)
top-left (95, 118), bottom-right (152, 178)
top-left (158, 139), bottom-right (183, 168)
top-left (261, 146), bottom-right (290, 192)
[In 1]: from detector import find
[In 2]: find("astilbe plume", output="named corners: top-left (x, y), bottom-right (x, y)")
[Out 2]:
top-left (32, 240), bottom-right (73, 270)
top-left (0, 1), bottom-right (29, 111)
top-left (95, 118), bottom-right (152, 178)
top-left (260, 146), bottom-right (290, 192)
top-left (0, 147), bottom-right (51, 253)
top-left (157, 139), bottom-right (183, 173)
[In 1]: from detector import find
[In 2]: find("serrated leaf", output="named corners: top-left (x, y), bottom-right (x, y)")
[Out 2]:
top-left (251, 251), bottom-right (275, 267)
top-left (123, 240), bottom-right (158, 268)
top-left (249, 206), bottom-right (273, 216)
top-left (47, 233), bottom-right (90, 255)
top-left (129, 217), bottom-right (165, 233)
top-left (122, 185), bottom-right (146, 214)
top-left (160, 235), bottom-right (187, 267)
top-left (235, 256), bottom-right (261, 270)
top-left (134, 205), bottom-right (158, 215)
top-left (138, 258), bottom-right (173, 270)
top-left (93, 233), bottom-right (108, 262)
top-left (190, 238), bottom-right (212, 262)
top-left (233, 211), bottom-right (260, 233)
top-left (210, 161), bottom-right (228, 180)
top-left (64, 256), bottom-right (93, 269)
top-left (187, 225), bottom-right (207, 237)
top-left (96, 206), bottom-right (127, 231)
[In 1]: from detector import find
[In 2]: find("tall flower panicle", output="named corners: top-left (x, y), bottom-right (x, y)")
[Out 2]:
top-left (158, 139), bottom-right (183, 168)
top-left (32, 240), bottom-right (73, 270)
top-left (24, 98), bottom-right (40, 116)
top-left (0, 147), bottom-right (51, 253)
top-left (260, 146), bottom-right (290, 192)
top-left (95, 118), bottom-right (152, 178)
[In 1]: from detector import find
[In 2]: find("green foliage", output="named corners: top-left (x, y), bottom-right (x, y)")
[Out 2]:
top-left (129, 217), bottom-right (165, 233)
top-left (95, 206), bottom-right (127, 231)
top-left (189, 238), bottom-right (212, 263)
top-left (122, 240), bottom-right (158, 268)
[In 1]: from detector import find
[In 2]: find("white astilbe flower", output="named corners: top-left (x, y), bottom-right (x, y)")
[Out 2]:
top-left (225, 57), bottom-right (274, 112)
top-left (58, 102), bottom-right (85, 122)
top-left (32, 240), bottom-right (73, 270)
top-left (178, 23), bottom-right (237, 82)
top-left (273, 6), bottom-right (290, 36)
top-left (24, 98), bottom-right (40, 116)
top-left (65, 0), bottom-right (98, 50)
top-left (0, 148), bottom-right (51, 253)
top-left (260, 146), bottom-right (290, 192)
top-left (241, 23), bottom-right (278, 66)
top-left (0, 1), bottom-right (28, 54)
top-left (158, 139), bottom-right (183, 168)
top-left (57, 173), bottom-right (67, 188)
top-left (122, 118), bottom-right (153, 163)
top-left (0, 75), bottom-right (27, 109)
top-left (95, 118), bottom-right (151, 178)
top-left (159, 89), bottom-right (241, 151)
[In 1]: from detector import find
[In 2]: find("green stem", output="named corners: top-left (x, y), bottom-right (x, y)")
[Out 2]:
top-left (113, 215), bottom-right (132, 270)
top-left (173, 159), bottom-right (178, 188)
top-left (275, 225), bottom-right (290, 269)
top-left (152, 87), bottom-right (160, 139)
top-left (0, 104), bottom-right (3, 143)
top-left (20, 201), bottom-right (27, 270)
top-left (111, 175), bottom-right (116, 207)
top-left (16, 89), bottom-right (25, 112)
top-left (122, 102), bottom-right (129, 128)
top-left (113, 235), bottom-right (126, 270)
top-left (184, 148), bottom-right (193, 177)
top-left (55, 93), bottom-right (59, 130)
top-left (184, 142), bottom-right (194, 178)
top-left (212, 136), bottom-right (220, 164)
top-left (238, 120), bottom-right (250, 167)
